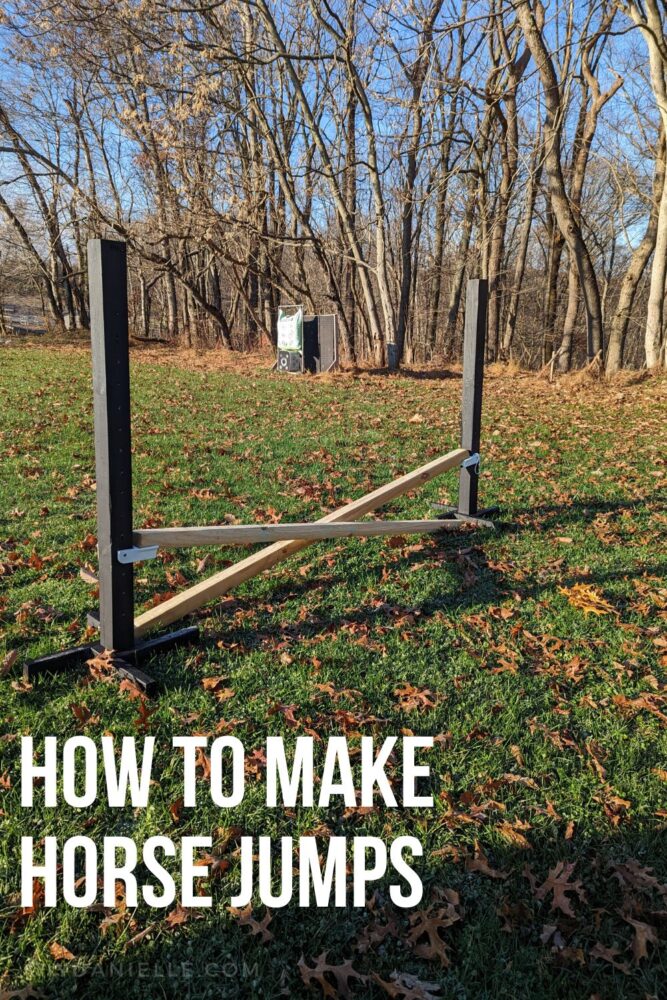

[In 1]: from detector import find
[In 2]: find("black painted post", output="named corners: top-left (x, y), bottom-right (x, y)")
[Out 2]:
top-left (88, 239), bottom-right (135, 651)
top-left (458, 278), bottom-right (487, 518)
top-left (25, 237), bottom-right (197, 687)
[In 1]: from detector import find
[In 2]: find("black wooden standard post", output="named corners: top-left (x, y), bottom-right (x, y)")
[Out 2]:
top-left (89, 239), bottom-right (136, 651)
top-left (458, 278), bottom-right (487, 518)
top-left (430, 277), bottom-right (496, 529)
top-left (24, 239), bottom-right (198, 690)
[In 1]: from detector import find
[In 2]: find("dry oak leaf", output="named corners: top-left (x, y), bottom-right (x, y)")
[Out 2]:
top-left (195, 746), bottom-right (211, 781)
top-left (534, 861), bottom-right (586, 917)
top-left (164, 903), bottom-right (191, 929)
top-left (134, 699), bottom-right (156, 735)
top-left (594, 786), bottom-right (631, 826)
top-left (70, 702), bottom-right (99, 729)
top-left (393, 684), bottom-right (438, 712)
top-left (465, 842), bottom-right (509, 880)
top-left (298, 952), bottom-right (368, 998)
top-left (268, 702), bottom-right (301, 729)
top-left (407, 897), bottom-right (461, 968)
top-left (10, 678), bottom-right (33, 694)
top-left (497, 899), bottom-right (532, 933)
top-left (1, 649), bottom-right (18, 677)
top-left (169, 797), bottom-right (184, 824)
top-left (86, 650), bottom-right (119, 682)
top-left (201, 676), bottom-right (235, 702)
top-left (353, 914), bottom-right (400, 953)
top-left (228, 904), bottom-right (273, 942)
top-left (613, 693), bottom-right (667, 725)
top-left (495, 820), bottom-right (532, 850)
top-left (372, 971), bottom-right (442, 999)
top-left (588, 941), bottom-right (630, 974)
top-left (620, 913), bottom-right (659, 963)
top-left (611, 859), bottom-right (667, 899)
top-left (559, 584), bottom-right (616, 616)
top-left (196, 851), bottom-right (230, 879)
top-left (48, 942), bottom-right (75, 962)
top-left (118, 678), bottom-right (145, 700)
top-left (244, 747), bottom-right (268, 778)
top-left (540, 924), bottom-right (566, 950)
top-left (8, 880), bottom-right (45, 932)
top-left (99, 910), bottom-right (129, 936)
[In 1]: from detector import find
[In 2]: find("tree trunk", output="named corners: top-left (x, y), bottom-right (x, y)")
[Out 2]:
top-left (557, 258), bottom-right (579, 371)
top-left (542, 206), bottom-right (565, 363)
top-left (502, 142), bottom-right (542, 357)
top-left (645, 173), bottom-right (667, 367)
top-left (624, 0), bottom-right (667, 367)
top-left (444, 179), bottom-right (476, 355)
top-left (606, 127), bottom-right (666, 373)
top-left (515, 1), bottom-right (605, 364)
top-left (140, 273), bottom-right (151, 339)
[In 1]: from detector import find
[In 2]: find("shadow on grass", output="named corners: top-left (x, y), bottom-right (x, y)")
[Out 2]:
top-left (14, 822), bottom-right (667, 999)
top-left (195, 516), bottom-right (665, 658)
top-left (511, 491), bottom-right (667, 528)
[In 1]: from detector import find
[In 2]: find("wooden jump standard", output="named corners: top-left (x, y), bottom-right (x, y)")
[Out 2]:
top-left (25, 239), bottom-right (492, 690)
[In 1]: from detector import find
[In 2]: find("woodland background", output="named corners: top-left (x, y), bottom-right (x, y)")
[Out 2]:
top-left (2, 0), bottom-right (667, 373)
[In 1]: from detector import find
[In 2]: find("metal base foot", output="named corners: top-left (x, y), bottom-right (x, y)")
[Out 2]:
top-left (24, 625), bottom-right (199, 695)
top-left (432, 503), bottom-right (499, 530)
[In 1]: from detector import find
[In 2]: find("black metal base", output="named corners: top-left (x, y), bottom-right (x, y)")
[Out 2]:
top-left (24, 625), bottom-right (199, 695)
top-left (432, 503), bottom-right (499, 530)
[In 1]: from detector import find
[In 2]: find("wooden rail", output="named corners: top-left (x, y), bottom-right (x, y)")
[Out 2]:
top-left (134, 518), bottom-right (469, 549)
top-left (133, 447), bottom-right (468, 638)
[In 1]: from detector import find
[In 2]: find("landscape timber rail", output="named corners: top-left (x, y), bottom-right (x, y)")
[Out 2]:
top-left (134, 519), bottom-right (473, 549)
top-left (25, 239), bottom-right (495, 692)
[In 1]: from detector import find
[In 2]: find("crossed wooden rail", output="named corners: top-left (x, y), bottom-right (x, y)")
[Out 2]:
top-left (133, 447), bottom-right (469, 638)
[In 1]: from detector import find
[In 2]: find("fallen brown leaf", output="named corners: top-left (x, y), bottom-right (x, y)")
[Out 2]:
top-left (298, 952), bottom-right (368, 997)
top-left (48, 942), bottom-right (75, 962)
top-left (559, 584), bottom-right (616, 616)
top-left (534, 861), bottom-right (586, 917)
top-left (1, 649), bottom-right (18, 677)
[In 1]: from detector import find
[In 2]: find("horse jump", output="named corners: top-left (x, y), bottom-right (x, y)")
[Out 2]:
top-left (25, 240), bottom-right (494, 692)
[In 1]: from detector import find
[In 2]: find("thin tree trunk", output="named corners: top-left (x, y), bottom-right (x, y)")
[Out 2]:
top-left (515, 1), bottom-right (605, 364)
top-left (624, 0), bottom-right (667, 367)
top-left (606, 129), bottom-right (666, 372)
top-left (444, 179), bottom-right (476, 355)
top-left (557, 257), bottom-right (579, 370)
top-left (542, 206), bottom-right (565, 363)
top-left (502, 142), bottom-right (543, 357)
top-left (645, 173), bottom-right (667, 367)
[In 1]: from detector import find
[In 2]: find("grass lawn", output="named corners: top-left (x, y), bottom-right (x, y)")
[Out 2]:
top-left (1, 345), bottom-right (667, 999)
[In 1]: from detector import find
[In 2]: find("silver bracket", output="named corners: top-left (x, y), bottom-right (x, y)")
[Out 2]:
top-left (461, 452), bottom-right (481, 473)
top-left (117, 545), bottom-right (159, 564)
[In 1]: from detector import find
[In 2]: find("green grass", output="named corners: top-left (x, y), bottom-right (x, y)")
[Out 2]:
top-left (1, 346), bottom-right (667, 999)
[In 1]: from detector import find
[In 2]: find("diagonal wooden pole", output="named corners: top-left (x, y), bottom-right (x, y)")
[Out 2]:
top-left (134, 447), bottom-right (468, 638)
